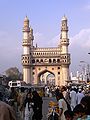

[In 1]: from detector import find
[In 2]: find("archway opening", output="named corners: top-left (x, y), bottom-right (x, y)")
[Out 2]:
top-left (38, 70), bottom-right (55, 86)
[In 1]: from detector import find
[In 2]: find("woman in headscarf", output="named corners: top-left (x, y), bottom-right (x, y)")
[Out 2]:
top-left (56, 92), bottom-right (68, 120)
top-left (24, 92), bottom-right (34, 120)
top-left (32, 91), bottom-right (43, 120)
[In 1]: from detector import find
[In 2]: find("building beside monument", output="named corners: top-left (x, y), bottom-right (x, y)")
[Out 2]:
top-left (22, 15), bottom-right (71, 86)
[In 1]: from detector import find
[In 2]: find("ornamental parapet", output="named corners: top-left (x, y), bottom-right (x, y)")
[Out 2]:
top-left (22, 27), bottom-right (30, 32)
top-left (61, 26), bottom-right (68, 31)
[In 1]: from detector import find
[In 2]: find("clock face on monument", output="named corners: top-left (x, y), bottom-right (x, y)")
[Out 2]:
top-left (44, 59), bottom-right (48, 63)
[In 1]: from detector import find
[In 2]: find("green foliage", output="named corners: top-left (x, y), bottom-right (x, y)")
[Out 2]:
top-left (5, 67), bottom-right (22, 81)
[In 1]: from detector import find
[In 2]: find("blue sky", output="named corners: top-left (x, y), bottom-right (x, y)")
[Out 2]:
top-left (0, 0), bottom-right (90, 75)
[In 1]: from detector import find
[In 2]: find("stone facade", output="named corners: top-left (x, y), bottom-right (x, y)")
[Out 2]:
top-left (22, 16), bottom-right (71, 86)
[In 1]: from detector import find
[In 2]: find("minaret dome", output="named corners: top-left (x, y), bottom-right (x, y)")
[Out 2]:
top-left (62, 15), bottom-right (67, 21)
top-left (24, 16), bottom-right (29, 22)
top-left (24, 16), bottom-right (29, 28)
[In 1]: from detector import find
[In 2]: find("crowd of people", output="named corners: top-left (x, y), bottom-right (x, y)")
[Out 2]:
top-left (0, 83), bottom-right (90, 120)
top-left (0, 86), bottom-right (43, 120)
top-left (47, 85), bottom-right (90, 120)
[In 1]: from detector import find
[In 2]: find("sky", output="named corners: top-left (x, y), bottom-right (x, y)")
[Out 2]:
top-left (0, 0), bottom-right (90, 75)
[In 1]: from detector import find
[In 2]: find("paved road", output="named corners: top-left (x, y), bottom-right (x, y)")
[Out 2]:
top-left (42, 97), bottom-right (57, 120)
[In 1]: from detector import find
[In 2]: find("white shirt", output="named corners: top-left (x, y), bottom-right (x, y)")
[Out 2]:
top-left (58, 98), bottom-right (67, 120)
top-left (24, 103), bottom-right (34, 120)
top-left (76, 92), bottom-right (84, 104)
top-left (70, 90), bottom-right (77, 110)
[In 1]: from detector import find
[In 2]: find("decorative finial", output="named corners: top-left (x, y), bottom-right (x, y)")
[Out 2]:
top-left (62, 15), bottom-right (67, 21)
top-left (24, 15), bottom-right (29, 22)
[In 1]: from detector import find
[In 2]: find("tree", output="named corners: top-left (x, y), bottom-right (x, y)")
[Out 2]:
top-left (5, 67), bottom-right (22, 81)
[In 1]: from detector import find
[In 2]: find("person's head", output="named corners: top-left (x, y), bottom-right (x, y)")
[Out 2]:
top-left (26, 92), bottom-right (32, 99)
top-left (78, 89), bottom-right (82, 93)
top-left (11, 87), bottom-right (15, 92)
top-left (80, 96), bottom-right (90, 115)
top-left (20, 87), bottom-right (25, 92)
top-left (64, 110), bottom-right (74, 120)
top-left (61, 86), bottom-right (67, 92)
top-left (73, 104), bottom-right (85, 119)
top-left (56, 92), bottom-right (64, 101)
top-left (32, 90), bottom-right (39, 98)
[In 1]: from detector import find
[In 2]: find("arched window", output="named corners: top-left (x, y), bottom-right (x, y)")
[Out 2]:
top-left (32, 59), bottom-right (35, 63)
top-left (53, 59), bottom-right (56, 63)
top-left (36, 59), bottom-right (39, 62)
top-left (49, 59), bottom-right (52, 63)
top-left (58, 67), bottom-right (60, 69)
top-left (40, 59), bottom-right (43, 62)
top-left (25, 61), bottom-right (27, 63)
top-left (57, 59), bottom-right (60, 63)
top-left (58, 72), bottom-right (60, 75)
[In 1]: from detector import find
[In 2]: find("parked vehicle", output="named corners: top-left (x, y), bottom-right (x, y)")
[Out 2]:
top-left (8, 80), bottom-right (26, 88)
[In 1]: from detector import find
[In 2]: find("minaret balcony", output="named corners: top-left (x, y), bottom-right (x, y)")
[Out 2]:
top-left (22, 40), bottom-right (31, 46)
top-left (22, 61), bottom-right (30, 66)
top-left (61, 41), bottom-right (69, 46)
top-left (22, 27), bottom-right (30, 32)
top-left (61, 27), bottom-right (68, 31)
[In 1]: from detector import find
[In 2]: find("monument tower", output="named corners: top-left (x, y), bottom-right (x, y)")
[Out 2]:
top-left (22, 15), bottom-right (70, 86)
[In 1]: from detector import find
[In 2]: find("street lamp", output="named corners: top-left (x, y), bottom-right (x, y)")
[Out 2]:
top-left (87, 53), bottom-right (90, 82)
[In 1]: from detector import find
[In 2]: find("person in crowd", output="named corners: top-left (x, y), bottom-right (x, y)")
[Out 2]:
top-left (73, 104), bottom-right (85, 120)
top-left (65, 88), bottom-right (71, 105)
top-left (24, 92), bottom-right (34, 120)
top-left (9, 87), bottom-right (18, 115)
top-left (76, 89), bottom-right (84, 104)
top-left (55, 87), bottom-right (60, 97)
top-left (80, 96), bottom-right (90, 119)
top-left (46, 87), bottom-right (50, 97)
top-left (61, 86), bottom-right (67, 99)
top-left (64, 110), bottom-right (74, 120)
top-left (0, 92), bottom-right (16, 120)
top-left (32, 90), bottom-right (43, 120)
top-left (70, 87), bottom-right (77, 110)
top-left (18, 87), bottom-right (26, 120)
top-left (56, 92), bottom-right (68, 120)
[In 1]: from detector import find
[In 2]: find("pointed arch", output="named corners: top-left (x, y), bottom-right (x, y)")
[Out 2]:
top-left (37, 69), bottom-right (55, 84)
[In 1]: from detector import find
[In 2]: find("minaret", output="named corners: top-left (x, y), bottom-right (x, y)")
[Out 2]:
top-left (60, 15), bottom-right (70, 85)
top-left (29, 26), bottom-right (34, 48)
top-left (22, 16), bottom-right (32, 84)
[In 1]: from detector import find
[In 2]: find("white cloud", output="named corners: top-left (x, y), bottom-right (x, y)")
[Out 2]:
top-left (34, 29), bottom-right (90, 49)
top-left (70, 29), bottom-right (90, 48)
top-left (49, 35), bottom-right (59, 47)
top-left (69, 28), bottom-right (90, 73)
top-left (34, 32), bottom-right (59, 47)
top-left (34, 32), bottom-right (44, 47)
top-left (84, 5), bottom-right (90, 10)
